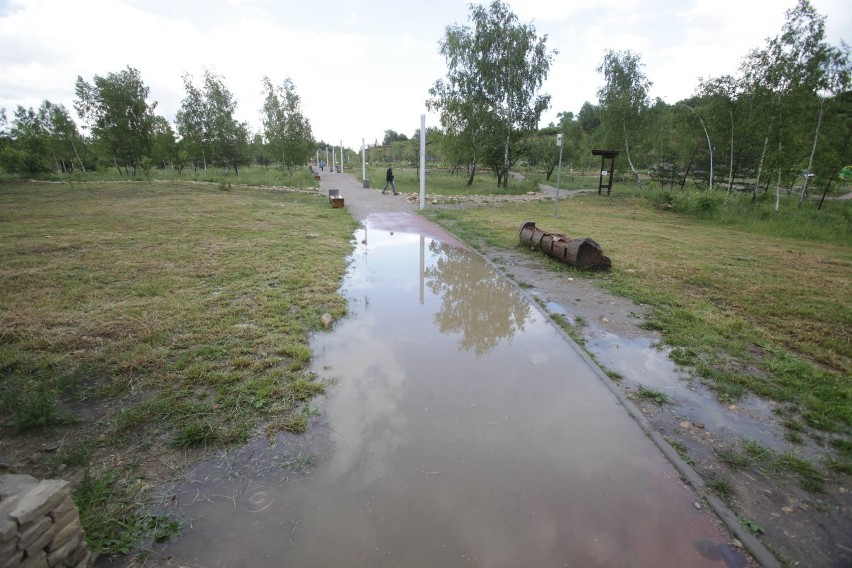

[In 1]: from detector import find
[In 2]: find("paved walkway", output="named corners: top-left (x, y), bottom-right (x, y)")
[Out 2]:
top-left (314, 168), bottom-right (416, 222)
top-left (304, 166), bottom-right (774, 568)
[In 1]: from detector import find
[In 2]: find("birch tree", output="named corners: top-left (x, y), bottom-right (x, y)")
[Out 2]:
top-left (74, 66), bottom-right (156, 175)
top-left (596, 49), bottom-right (651, 190)
top-left (428, 0), bottom-right (554, 188)
top-left (261, 76), bottom-right (314, 173)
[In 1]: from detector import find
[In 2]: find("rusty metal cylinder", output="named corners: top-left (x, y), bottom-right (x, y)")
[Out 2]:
top-left (519, 221), bottom-right (611, 270)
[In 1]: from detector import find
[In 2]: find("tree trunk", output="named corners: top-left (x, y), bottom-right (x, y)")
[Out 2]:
top-left (680, 143), bottom-right (699, 191)
top-left (466, 163), bottom-right (476, 186)
top-left (753, 126), bottom-right (772, 206)
top-left (818, 165), bottom-right (840, 210)
top-left (775, 138), bottom-right (783, 211)
top-left (71, 140), bottom-right (86, 173)
top-left (623, 118), bottom-right (641, 191)
top-left (800, 97), bottom-right (824, 206)
top-left (503, 130), bottom-right (511, 191)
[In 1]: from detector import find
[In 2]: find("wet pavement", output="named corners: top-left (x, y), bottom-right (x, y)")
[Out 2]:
top-left (148, 172), bottom-right (747, 567)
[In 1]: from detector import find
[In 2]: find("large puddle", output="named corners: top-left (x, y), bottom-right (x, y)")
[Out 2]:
top-left (149, 213), bottom-right (744, 567)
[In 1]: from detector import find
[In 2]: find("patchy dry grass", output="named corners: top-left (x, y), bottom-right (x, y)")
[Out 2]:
top-left (0, 180), bottom-right (357, 554)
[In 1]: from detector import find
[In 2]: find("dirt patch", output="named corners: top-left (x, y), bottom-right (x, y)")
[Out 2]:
top-left (477, 241), bottom-right (851, 568)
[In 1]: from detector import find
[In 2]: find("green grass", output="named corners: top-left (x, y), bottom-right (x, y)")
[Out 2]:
top-left (363, 164), bottom-right (538, 196)
top-left (638, 386), bottom-right (669, 405)
top-left (715, 440), bottom-right (828, 492)
top-left (0, 180), bottom-right (357, 555)
top-left (4, 163), bottom-right (322, 189)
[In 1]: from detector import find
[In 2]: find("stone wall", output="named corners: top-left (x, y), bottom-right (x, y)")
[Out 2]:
top-left (0, 474), bottom-right (92, 568)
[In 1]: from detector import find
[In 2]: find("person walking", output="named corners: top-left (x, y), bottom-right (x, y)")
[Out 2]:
top-left (382, 164), bottom-right (398, 195)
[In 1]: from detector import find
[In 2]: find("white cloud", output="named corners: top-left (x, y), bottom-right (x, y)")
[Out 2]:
top-left (1, 0), bottom-right (848, 148)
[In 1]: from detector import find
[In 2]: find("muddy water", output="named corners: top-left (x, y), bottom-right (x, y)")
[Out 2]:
top-left (154, 213), bottom-right (743, 568)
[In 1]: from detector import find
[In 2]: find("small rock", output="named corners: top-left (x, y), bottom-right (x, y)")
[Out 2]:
top-left (782, 506), bottom-right (794, 514)
top-left (97, 434), bottom-right (106, 443)
top-left (732, 539), bottom-right (743, 549)
top-left (679, 421), bottom-right (691, 429)
top-left (694, 502), bottom-right (701, 509)
top-left (692, 422), bottom-right (705, 429)
top-left (601, 318), bottom-right (609, 323)
top-left (567, 277), bottom-right (574, 282)
top-left (321, 313), bottom-right (333, 329)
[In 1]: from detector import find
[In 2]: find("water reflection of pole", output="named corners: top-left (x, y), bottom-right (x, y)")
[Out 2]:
top-left (419, 235), bottom-right (425, 305)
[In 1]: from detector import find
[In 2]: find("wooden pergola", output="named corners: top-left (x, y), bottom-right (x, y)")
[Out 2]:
top-left (592, 149), bottom-right (619, 195)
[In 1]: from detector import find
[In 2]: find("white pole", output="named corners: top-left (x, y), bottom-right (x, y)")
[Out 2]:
top-left (332, 147), bottom-right (336, 172)
top-left (361, 138), bottom-right (366, 182)
top-left (553, 134), bottom-right (564, 216)
top-left (325, 147), bottom-right (329, 170)
top-left (340, 140), bottom-right (344, 172)
top-left (316, 150), bottom-right (319, 166)
top-left (419, 114), bottom-right (426, 210)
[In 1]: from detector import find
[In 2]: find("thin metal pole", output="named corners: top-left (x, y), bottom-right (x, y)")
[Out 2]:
top-left (419, 115), bottom-right (426, 210)
top-left (340, 140), bottom-right (344, 172)
top-left (361, 138), bottom-right (366, 181)
top-left (553, 138), bottom-right (564, 216)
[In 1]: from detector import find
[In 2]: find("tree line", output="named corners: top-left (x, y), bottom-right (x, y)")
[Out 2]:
top-left (417, 0), bottom-right (850, 204)
top-left (0, 68), bottom-right (315, 177)
top-left (1, 0), bottom-right (848, 205)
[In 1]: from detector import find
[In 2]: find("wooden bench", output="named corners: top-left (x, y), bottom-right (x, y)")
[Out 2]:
top-left (328, 189), bottom-right (344, 208)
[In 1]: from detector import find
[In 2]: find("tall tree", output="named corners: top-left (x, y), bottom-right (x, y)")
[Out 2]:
top-left (176, 73), bottom-right (209, 173)
top-left (150, 116), bottom-right (178, 170)
top-left (596, 49), bottom-right (651, 190)
top-left (260, 76), bottom-right (314, 173)
top-left (696, 75), bottom-right (740, 192)
top-left (74, 66), bottom-right (156, 175)
top-left (428, 0), bottom-right (554, 187)
top-left (202, 70), bottom-right (249, 174)
top-left (740, 0), bottom-right (850, 208)
top-left (577, 101), bottom-right (601, 134)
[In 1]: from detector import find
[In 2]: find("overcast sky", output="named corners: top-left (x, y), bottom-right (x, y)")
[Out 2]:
top-left (1, 0), bottom-right (849, 151)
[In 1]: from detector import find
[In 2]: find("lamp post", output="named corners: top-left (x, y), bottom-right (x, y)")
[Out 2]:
top-left (553, 133), bottom-right (564, 216)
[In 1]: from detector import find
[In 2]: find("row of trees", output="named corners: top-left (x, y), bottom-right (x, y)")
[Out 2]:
top-left (0, 68), bottom-right (315, 177)
top-left (420, 0), bottom-right (849, 202)
top-left (2, 0), bottom-right (848, 203)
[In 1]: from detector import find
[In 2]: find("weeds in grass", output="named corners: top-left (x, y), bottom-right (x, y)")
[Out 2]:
top-left (739, 516), bottom-right (764, 536)
top-left (638, 386), bottom-right (669, 405)
top-left (605, 369), bottom-right (624, 381)
top-left (665, 436), bottom-right (694, 465)
top-left (73, 468), bottom-right (179, 555)
top-left (707, 476), bottom-right (734, 502)
top-left (171, 420), bottom-right (218, 449)
top-left (716, 440), bottom-right (827, 491)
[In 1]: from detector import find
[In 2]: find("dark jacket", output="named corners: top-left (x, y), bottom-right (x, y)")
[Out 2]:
top-left (386, 167), bottom-right (394, 182)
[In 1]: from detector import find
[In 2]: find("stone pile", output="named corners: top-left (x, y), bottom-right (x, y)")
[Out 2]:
top-left (0, 474), bottom-right (91, 568)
